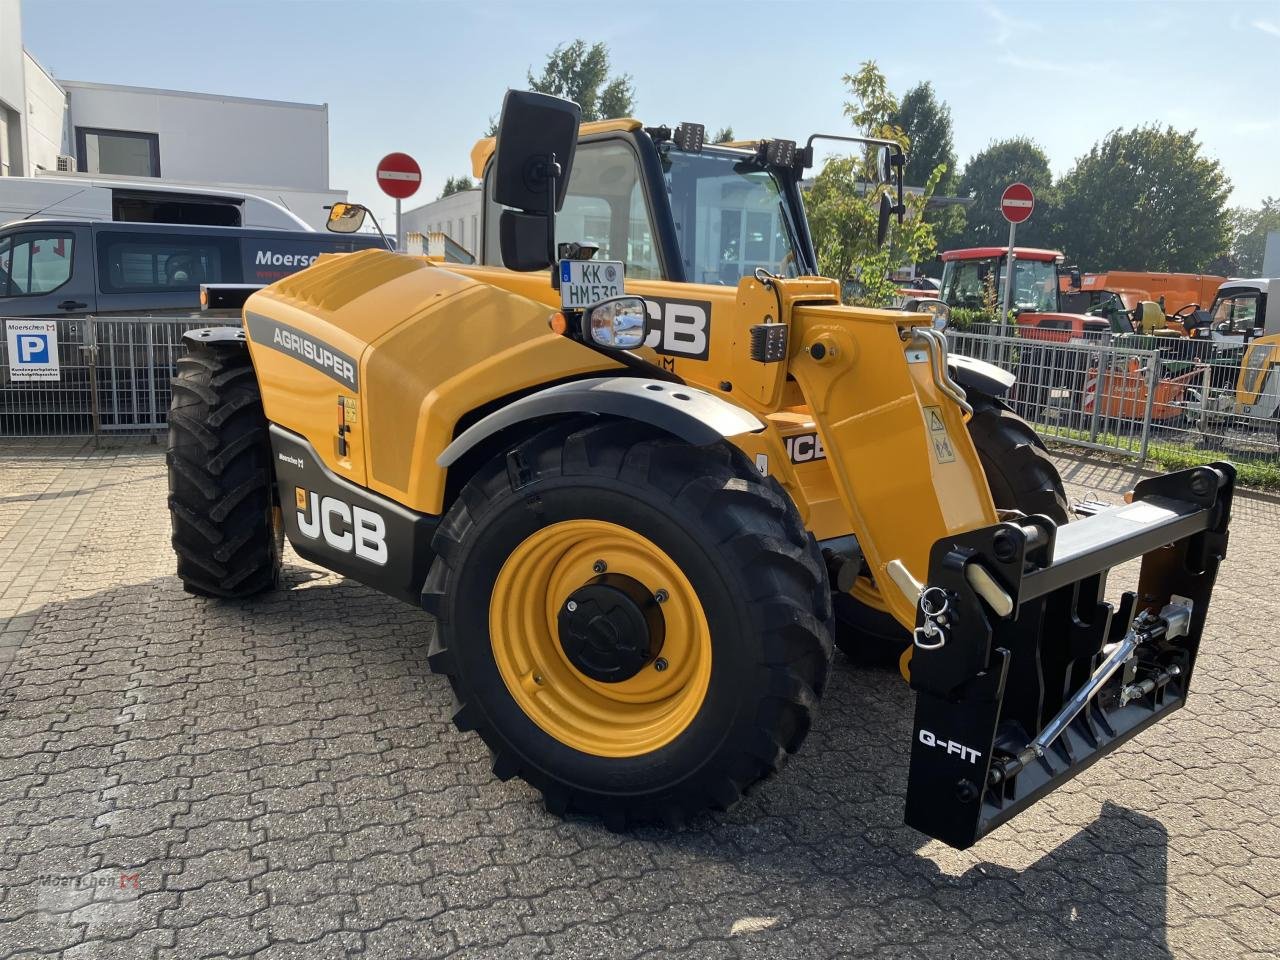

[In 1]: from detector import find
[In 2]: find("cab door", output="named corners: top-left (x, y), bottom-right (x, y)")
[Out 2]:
top-left (0, 226), bottom-right (96, 317)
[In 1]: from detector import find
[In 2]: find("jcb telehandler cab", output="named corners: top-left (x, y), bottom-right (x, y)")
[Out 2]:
top-left (168, 91), bottom-right (1234, 849)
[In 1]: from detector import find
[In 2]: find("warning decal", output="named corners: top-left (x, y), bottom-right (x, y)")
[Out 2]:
top-left (923, 405), bottom-right (956, 464)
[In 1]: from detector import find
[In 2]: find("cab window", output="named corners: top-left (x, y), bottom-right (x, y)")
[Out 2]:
top-left (940, 258), bottom-right (994, 310)
top-left (96, 231), bottom-right (241, 294)
top-left (1210, 292), bottom-right (1259, 333)
top-left (663, 149), bottom-right (799, 285)
top-left (484, 139), bottom-right (661, 280)
top-left (555, 141), bottom-right (659, 280)
top-left (0, 232), bottom-right (76, 297)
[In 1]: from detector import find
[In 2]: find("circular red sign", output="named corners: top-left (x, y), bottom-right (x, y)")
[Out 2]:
top-left (1000, 182), bottom-right (1035, 224)
top-left (376, 152), bottom-right (422, 200)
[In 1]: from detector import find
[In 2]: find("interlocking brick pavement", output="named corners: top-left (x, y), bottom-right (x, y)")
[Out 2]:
top-left (0, 440), bottom-right (1277, 959)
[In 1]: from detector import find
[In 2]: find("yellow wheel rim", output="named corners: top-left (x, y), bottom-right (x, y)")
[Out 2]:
top-left (489, 519), bottom-right (712, 758)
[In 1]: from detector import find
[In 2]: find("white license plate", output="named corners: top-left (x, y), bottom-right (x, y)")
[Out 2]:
top-left (559, 259), bottom-right (624, 309)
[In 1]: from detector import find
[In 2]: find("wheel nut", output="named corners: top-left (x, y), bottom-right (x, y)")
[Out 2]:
top-left (593, 560), bottom-right (607, 574)
top-left (533, 673), bottom-right (545, 685)
top-left (655, 589), bottom-right (669, 604)
top-left (566, 600), bottom-right (578, 612)
top-left (654, 657), bottom-right (668, 672)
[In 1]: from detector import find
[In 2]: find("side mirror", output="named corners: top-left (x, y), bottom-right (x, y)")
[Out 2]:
top-left (493, 90), bottom-right (581, 272)
top-left (327, 202), bottom-right (367, 234)
top-left (875, 146), bottom-right (891, 185)
top-left (877, 193), bottom-right (893, 247)
top-left (1070, 268), bottom-right (1082, 289)
top-left (904, 297), bottom-right (950, 329)
top-left (583, 296), bottom-right (649, 350)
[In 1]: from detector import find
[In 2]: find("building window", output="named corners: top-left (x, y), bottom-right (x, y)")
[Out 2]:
top-left (76, 127), bottom-right (161, 178)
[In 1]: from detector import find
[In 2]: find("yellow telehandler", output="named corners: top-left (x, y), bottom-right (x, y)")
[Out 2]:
top-left (168, 91), bottom-right (1234, 849)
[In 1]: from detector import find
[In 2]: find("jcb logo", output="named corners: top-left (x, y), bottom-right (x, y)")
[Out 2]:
top-left (642, 297), bottom-right (711, 360)
top-left (296, 488), bottom-right (387, 565)
top-left (784, 432), bottom-right (826, 464)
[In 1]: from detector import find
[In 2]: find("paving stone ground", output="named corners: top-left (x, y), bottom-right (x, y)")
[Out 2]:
top-left (0, 439), bottom-right (1277, 960)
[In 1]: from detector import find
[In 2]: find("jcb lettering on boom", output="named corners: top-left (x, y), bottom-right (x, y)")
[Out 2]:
top-left (784, 432), bottom-right (826, 464)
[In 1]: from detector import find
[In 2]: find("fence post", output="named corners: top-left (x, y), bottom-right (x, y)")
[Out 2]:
top-left (1137, 350), bottom-right (1160, 464)
top-left (1198, 361), bottom-right (1212, 439)
top-left (83, 317), bottom-right (102, 448)
top-left (1087, 345), bottom-right (1104, 445)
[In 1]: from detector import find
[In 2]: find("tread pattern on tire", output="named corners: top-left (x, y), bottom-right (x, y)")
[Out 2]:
top-left (423, 418), bottom-right (833, 827)
top-left (967, 395), bottom-right (1069, 524)
top-left (167, 344), bottom-right (279, 598)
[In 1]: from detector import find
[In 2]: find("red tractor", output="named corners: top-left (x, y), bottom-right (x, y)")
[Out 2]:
top-left (938, 247), bottom-right (1199, 427)
top-left (938, 247), bottom-right (1116, 341)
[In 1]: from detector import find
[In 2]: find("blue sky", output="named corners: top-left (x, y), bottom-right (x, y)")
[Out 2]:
top-left (20, 0), bottom-right (1280, 225)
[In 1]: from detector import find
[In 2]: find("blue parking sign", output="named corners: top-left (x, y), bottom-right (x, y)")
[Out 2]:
top-left (5, 320), bottom-right (61, 381)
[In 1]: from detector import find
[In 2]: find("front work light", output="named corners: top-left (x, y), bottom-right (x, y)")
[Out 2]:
top-left (584, 296), bottom-right (649, 350)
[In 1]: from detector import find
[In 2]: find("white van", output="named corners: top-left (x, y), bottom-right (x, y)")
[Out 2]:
top-left (0, 176), bottom-right (312, 232)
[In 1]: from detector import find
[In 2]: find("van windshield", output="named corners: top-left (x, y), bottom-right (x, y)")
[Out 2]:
top-left (662, 148), bottom-right (799, 286)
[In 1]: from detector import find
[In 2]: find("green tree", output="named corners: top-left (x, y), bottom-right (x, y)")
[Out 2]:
top-left (527, 40), bottom-right (634, 121)
top-left (712, 126), bottom-right (735, 144)
top-left (955, 138), bottom-right (1056, 249)
top-left (1227, 197), bottom-right (1280, 275)
top-left (438, 175), bottom-right (474, 199)
top-left (1055, 125), bottom-right (1230, 272)
top-left (892, 82), bottom-right (955, 191)
top-left (891, 81), bottom-right (962, 265)
top-left (485, 40), bottom-right (634, 136)
top-left (806, 62), bottom-right (945, 306)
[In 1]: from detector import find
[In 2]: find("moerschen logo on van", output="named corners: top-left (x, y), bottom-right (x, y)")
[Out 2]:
top-left (245, 313), bottom-right (358, 390)
top-left (255, 250), bottom-right (319, 268)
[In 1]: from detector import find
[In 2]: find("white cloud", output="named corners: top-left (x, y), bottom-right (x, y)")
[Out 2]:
top-left (1252, 19), bottom-right (1280, 38)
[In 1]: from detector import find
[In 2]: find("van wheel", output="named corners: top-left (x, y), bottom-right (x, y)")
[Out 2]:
top-left (167, 336), bottom-right (282, 598)
top-left (833, 394), bottom-right (1067, 666)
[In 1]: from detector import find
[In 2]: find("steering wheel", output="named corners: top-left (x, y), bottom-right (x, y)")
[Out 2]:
top-left (1171, 302), bottom-right (1202, 335)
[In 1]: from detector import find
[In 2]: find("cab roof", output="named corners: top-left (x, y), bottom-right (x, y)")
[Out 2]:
top-left (470, 118), bottom-right (643, 179)
top-left (941, 247), bottom-right (1063, 263)
top-left (1218, 278), bottom-right (1274, 294)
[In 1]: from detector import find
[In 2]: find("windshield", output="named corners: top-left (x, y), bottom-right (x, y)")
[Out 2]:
top-left (940, 256), bottom-right (1058, 313)
top-left (662, 148), bottom-right (799, 286)
top-left (1210, 292), bottom-right (1259, 333)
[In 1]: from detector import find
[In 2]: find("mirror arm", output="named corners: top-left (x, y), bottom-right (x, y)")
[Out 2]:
top-left (365, 209), bottom-right (395, 252)
top-left (546, 153), bottom-right (561, 289)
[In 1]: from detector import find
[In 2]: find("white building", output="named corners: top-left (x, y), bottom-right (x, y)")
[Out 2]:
top-left (402, 189), bottom-right (483, 260)
top-left (0, 0), bottom-right (345, 228)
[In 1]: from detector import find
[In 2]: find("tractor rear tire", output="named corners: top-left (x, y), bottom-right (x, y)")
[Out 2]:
top-left (423, 419), bottom-right (833, 827)
top-left (167, 340), bottom-right (282, 599)
top-left (833, 395), bottom-right (1068, 666)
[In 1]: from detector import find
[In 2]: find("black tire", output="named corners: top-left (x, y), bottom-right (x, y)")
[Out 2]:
top-left (166, 341), bottom-right (281, 598)
top-left (833, 394), bottom-right (1068, 665)
top-left (423, 419), bottom-right (833, 827)
top-left (966, 394), bottom-right (1070, 525)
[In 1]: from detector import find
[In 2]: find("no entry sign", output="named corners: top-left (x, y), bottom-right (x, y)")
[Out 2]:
top-left (1000, 182), bottom-right (1035, 224)
top-left (376, 153), bottom-right (422, 200)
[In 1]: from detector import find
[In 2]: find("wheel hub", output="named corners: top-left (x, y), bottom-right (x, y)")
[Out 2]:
top-left (557, 574), bottom-right (664, 683)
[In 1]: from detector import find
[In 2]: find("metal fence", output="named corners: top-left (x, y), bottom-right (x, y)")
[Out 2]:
top-left (1, 316), bottom-right (209, 439)
top-left (947, 327), bottom-right (1280, 475)
top-left (2, 316), bottom-right (1277, 479)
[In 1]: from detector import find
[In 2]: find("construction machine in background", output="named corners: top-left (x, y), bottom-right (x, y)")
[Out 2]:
top-left (1061, 271), bottom-right (1226, 332)
top-left (167, 91), bottom-right (1235, 850)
